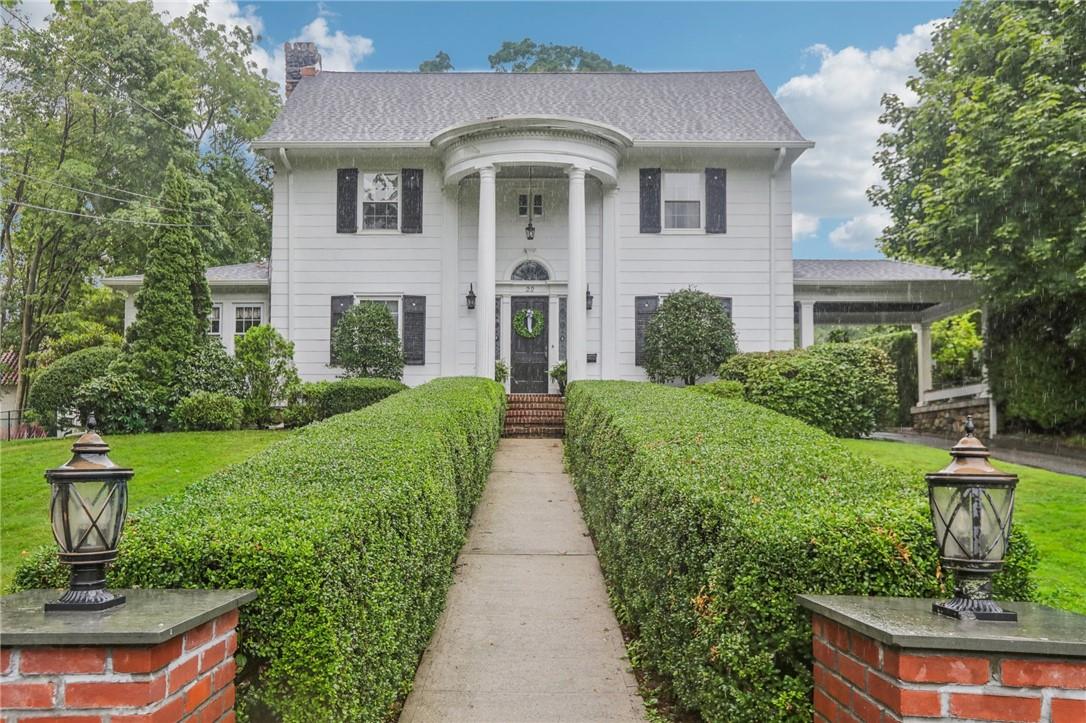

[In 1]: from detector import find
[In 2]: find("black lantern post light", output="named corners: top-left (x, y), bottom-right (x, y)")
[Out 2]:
top-left (466, 283), bottom-right (477, 310)
top-left (44, 414), bottom-right (133, 612)
top-left (927, 417), bottom-right (1018, 622)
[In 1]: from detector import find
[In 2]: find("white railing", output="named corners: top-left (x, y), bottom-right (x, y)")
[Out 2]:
top-left (919, 382), bottom-right (989, 405)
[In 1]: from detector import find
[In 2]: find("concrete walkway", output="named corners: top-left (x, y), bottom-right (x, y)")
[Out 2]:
top-left (401, 439), bottom-right (645, 723)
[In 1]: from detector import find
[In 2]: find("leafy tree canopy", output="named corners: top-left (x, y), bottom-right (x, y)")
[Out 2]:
top-left (869, 0), bottom-right (1086, 334)
top-left (489, 38), bottom-right (633, 72)
top-left (419, 50), bottom-right (453, 73)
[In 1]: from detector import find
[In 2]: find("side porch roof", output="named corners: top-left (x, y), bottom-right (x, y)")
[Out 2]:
top-left (102, 261), bottom-right (270, 290)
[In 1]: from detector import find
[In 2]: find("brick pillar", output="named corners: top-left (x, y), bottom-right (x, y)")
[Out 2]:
top-left (1, 589), bottom-right (253, 723)
top-left (800, 596), bottom-right (1086, 723)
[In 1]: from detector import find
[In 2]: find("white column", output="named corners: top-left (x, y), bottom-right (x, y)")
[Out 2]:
top-left (476, 166), bottom-right (497, 380)
top-left (440, 184), bottom-right (460, 376)
top-left (914, 322), bottom-right (933, 405)
top-left (799, 301), bottom-right (816, 349)
top-left (600, 185), bottom-right (619, 379)
top-left (567, 166), bottom-right (588, 382)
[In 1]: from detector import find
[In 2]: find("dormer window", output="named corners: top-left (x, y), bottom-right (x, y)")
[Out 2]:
top-left (362, 172), bottom-right (400, 230)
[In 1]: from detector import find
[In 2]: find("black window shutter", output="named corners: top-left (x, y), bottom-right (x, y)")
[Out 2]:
top-left (716, 296), bottom-right (733, 318)
top-left (705, 168), bottom-right (727, 234)
top-left (401, 168), bottom-right (423, 233)
top-left (336, 169), bottom-right (358, 233)
top-left (639, 168), bottom-right (661, 233)
top-left (330, 295), bottom-right (354, 364)
top-left (634, 296), bottom-right (659, 367)
top-left (403, 295), bottom-right (426, 365)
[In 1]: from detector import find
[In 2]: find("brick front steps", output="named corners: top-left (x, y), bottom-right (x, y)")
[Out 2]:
top-left (503, 394), bottom-right (565, 438)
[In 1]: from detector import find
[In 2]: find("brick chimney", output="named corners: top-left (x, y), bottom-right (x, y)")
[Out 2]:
top-left (285, 42), bottom-right (321, 96)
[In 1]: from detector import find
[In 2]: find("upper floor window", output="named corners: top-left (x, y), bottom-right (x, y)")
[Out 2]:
top-left (235, 304), bottom-right (263, 338)
top-left (518, 193), bottom-right (543, 218)
top-left (362, 172), bottom-right (399, 230)
top-left (663, 172), bottom-right (702, 230)
top-left (209, 304), bottom-right (222, 336)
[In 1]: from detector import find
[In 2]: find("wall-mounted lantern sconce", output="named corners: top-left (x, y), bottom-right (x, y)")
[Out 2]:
top-left (586, 286), bottom-right (594, 311)
top-left (927, 417), bottom-right (1018, 622)
top-left (466, 284), bottom-right (477, 310)
top-left (45, 414), bottom-right (132, 612)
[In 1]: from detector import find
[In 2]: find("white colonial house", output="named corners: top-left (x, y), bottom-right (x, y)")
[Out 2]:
top-left (106, 44), bottom-right (990, 429)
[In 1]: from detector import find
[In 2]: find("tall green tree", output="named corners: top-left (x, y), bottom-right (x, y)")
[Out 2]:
top-left (489, 39), bottom-right (633, 72)
top-left (869, 0), bottom-right (1086, 430)
top-left (419, 50), bottom-right (453, 73)
top-left (0, 0), bottom-right (278, 412)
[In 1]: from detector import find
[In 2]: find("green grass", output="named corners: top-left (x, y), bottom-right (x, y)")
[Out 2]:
top-left (1, 430), bottom-right (286, 591)
top-left (843, 439), bottom-right (1086, 614)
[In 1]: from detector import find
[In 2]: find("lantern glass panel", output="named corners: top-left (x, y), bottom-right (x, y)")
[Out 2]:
top-left (930, 484), bottom-right (1013, 562)
top-left (51, 479), bottom-right (127, 554)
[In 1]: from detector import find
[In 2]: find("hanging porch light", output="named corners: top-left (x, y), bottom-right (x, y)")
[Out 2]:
top-left (525, 165), bottom-right (536, 241)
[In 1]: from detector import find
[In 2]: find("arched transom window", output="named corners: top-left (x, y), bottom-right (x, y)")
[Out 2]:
top-left (511, 260), bottom-right (550, 281)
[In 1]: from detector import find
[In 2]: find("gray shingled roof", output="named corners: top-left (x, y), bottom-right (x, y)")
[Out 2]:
top-left (104, 261), bottom-right (269, 286)
top-left (793, 259), bottom-right (967, 283)
top-left (256, 71), bottom-right (809, 146)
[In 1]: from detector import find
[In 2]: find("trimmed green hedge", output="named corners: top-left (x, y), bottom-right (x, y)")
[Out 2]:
top-left (26, 345), bottom-right (120, 432)
top-left (170, 391), bottom-right (243, 431)
top-left (720, 343), bottom-right (896, 437)
top-left (859, 331), bottom-right (918, 426)
top-left (688, 379), bottom-right (744, 400)
top-left (564, 381), bottom-right (1035, 722)
top-left (284, 377), bottom-right (406, 428)
top-left (14, 377), bottom-right (506, 722)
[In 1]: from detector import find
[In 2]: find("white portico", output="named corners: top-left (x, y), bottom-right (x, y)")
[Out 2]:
top-left (435, 118), bottom-right (627, 389)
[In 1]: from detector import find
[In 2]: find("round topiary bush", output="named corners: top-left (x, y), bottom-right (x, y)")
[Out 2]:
top-left (331, 303), bottom-right (405, 380)
top-left (644, 289), bottom-right (737, 385)
top-left (170, 391), bottom-right (243, 431)
top-left (719, 343), bottom-right (895, 437)
top-left (26, 345), bottom-right (121, 432)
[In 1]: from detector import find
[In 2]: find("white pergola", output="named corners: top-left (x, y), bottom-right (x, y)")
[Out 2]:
top-left (792, 260), bottom-right (997, 433)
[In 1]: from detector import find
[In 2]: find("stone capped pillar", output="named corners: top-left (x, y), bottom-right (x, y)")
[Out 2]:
top-left (799, 595), bottom-right (1086, 723)
top-left (567, 166), bottom-right (588, 382)
top-left (1, 588), bottom-right (254, 722)
top-left (476, 166), bottom-right (497, 381)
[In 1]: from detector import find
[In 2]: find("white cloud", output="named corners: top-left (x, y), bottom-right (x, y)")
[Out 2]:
top-left (10, 1), bottom-right (54, 28)
top-left (827, 211), bottom-right (892, 251)
top-left (776, 21), bottom-right (942, 252)
top-left (793, 212), bottom-right (820, 241)
top-left (152, 2), bottom-right (374, 93)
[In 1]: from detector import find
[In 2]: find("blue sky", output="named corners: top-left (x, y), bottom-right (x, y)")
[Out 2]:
top-left (29, 0), bottom-right (960, 258)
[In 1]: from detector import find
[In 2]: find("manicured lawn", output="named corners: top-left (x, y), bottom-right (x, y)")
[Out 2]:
top-left (1, 430), bottom-right (286, 591)
top-left (843, 439), bottom-right (1086, 614)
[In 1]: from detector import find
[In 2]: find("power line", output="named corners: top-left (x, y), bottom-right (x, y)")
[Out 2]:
top-left (1, 6), bottom-right (194, 141)
top-left (4, 169), bottom-right (185, 214)
top-left (9, 199), bottom-right (212, 227)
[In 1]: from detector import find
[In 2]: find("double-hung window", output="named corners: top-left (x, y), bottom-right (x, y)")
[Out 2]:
top-left (517, 193), bottom-right (543, 218)
top-left (209, 304), bottom-right (222, 336)
top-left (662, 172), bottom-right (702, 230)
top-left (361, 172), bottom-right (400, 230)
top-left (234, 304), bottom-right (263, 339)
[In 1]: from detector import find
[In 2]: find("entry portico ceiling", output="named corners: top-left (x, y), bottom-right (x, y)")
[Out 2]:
top-left (253, 71), bottom-right (813, 150)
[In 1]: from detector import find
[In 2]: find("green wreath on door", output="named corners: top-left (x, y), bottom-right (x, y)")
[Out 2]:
top-left (513, 308), bottom-right (545, 339)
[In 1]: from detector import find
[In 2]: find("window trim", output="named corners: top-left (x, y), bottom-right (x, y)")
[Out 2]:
top-left (661, 171), bottom-right (705, 233)
top-left (209, 303), bottom-right (222, 336)
top-left (359, 171), bottom-right (402, 233)
top-left (233, 303), bottom-right (265, 337)
top-left (353, 294), bottom-right (404, 339)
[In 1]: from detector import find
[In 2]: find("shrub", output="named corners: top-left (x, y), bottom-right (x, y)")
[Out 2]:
top-left (25, 346), bottom-right (120, 432)
top-left (564, 381), bottom-right (1036, 722)
top-left (170, 391), bottom-right (243, 431)
top-left (74, 368), bottom-right (172, 434)
top-left (236, 325), bottom-right (300, 427)
top-left (549, 360), bottom-right (567, 393)
top-left (176, 337), bottom-right (242, 399)
top-left (688, 379), bottom-right (743, 399)
top-left (14, 377), bottom-right (506, 722)
top-left (331, 302), bottom-right (405, 379)
top-left (932, 310), bottom-right (984, 386)
top-left (644, 289), bottom-right (737, 385)
top-left (860, 330), bottom-right (917, 426)
top-left (720, 343), bottom-right (896, 437)
top-left (284, 378), bottom-right (406, 428)
top-left (494, 359), bottom-right (509, 384)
